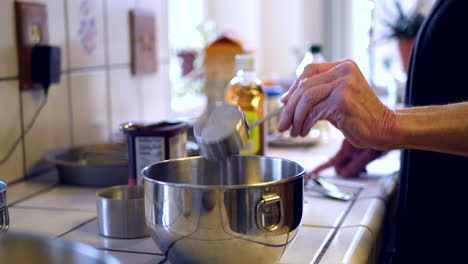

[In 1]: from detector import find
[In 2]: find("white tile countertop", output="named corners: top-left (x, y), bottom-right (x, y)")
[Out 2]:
top-left (4, 127), bottom-right (400, 264)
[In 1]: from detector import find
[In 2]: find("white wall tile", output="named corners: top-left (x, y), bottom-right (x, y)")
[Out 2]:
top-left (67, 0), bottom-right (106, 68)
top-left (22, 79), bottom-right (72, 171)
top-left (70, 71), bottom-right (110, 145)
top-left (26, 0), bottom-right (68, 71)
top-left (0, 0), bottom-right (173, 186)
top-left (104, 0), bottom-right (136, 65)
top-left (108, 67), bottom-right (141, 140)
top-left (0, 81), bottom-right (24, 183)
top-left (278, 226), bottom-right (333, 264)
top-left (140, 64), bottom-right (171, 122)
top-left (0, 0), bottom-right (17, 78)
top-left (136, 0), bottom-right (170, 62)
top-left (320, 226), bottom-right (375, 264)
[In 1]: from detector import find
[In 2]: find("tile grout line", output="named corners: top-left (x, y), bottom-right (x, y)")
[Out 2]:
top-left (339, 224), bottom-right (376, 239)
top-left (0, 61), bottom-right (170, 84)
top-left (17, 83), bottom-right (27, 182)
top-left (8, 184), bottom-right (58, 207)
top-left (14, 0), bottom-right (27, 178)
top-left (0, 76), bottom-right (18, 81)
top-left (301, 224), bottom-right (335, 229)
top-left (56, 216), bottom-right (96, 238)
top-left (62, 63), bottom-right (129, 75)
top-left (362, 196), bottom-right (389, 204)
top-left (133, 1), bottom-right (144, 121)
top-left (11, 204), bottom-right (95, 213)
top-left (102, 0), bottom-right (113, 142)
top-left (136, 76), bottom-right (144, 121)
top-left (97, 248), bottom-right (165, 256)
top-left (2, 177), bottom-right (27, 186)
top-left (63, 0), bottom-right (74, 146)
top-left (312, 187), bottom-right (363, 264)
top-left (339, 224), bottom-right (378, 263)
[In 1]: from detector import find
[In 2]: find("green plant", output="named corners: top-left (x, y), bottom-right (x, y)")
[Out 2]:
top-left (382, 56), bottom-right (393, 70)
top-left (381, 1), bottom-right (426, 40)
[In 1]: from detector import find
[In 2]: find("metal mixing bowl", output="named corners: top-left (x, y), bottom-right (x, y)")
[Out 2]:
top-left (143, 155), bottom-right (305, 264)
top-left (0, 232), bottom-right (120, 264)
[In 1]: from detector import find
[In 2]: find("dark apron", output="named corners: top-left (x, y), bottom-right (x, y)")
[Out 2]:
top-left (395, 0), bottom-right (468, 263)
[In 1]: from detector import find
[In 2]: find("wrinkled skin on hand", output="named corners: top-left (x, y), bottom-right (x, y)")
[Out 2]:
top-left (278, 60), bottom-right (396, 151)
top-left (312, 139), bottom-right (386, 178)
top-left (278, 60), bottom-right (396, 177)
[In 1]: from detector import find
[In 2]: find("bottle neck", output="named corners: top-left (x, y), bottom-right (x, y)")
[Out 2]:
top-left (236, 69), bottom-right (257, 79)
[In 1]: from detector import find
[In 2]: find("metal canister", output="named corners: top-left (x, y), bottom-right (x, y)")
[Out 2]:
top-left (121, 121), bottom-right (188, 185)
top-left (96, 185), bottom-right (148, 238)
top-left (0, 181), bottom-right (9, 232)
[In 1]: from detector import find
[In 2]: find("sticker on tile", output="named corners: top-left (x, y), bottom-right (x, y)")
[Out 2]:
top-left (78, 0), bottom-right (97, 55)
top-left (67, 0), bottom-right (105, 68)
top-left (130, 9), bottom-right (157, 75)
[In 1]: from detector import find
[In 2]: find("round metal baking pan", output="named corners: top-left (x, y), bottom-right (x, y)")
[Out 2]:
top-left (44, 143), bottom-right (129, 187)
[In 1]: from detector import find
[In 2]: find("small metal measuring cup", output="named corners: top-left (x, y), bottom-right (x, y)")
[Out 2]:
top-left (96, 185), bottom-right (148, 239)
top-left (194, 103), bottom-right (283, 160)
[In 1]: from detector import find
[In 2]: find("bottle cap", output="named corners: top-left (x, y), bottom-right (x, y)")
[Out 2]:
top-left (309, 44), bottom-right (322, 54)
top-left (265, 86), bottom-right (283, 97)
top-left (235, 54), bottom-right (255, 71)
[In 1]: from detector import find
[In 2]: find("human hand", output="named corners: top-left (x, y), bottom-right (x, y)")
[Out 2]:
top-left (278, 60), bottom-right (396, 150)
top-left (312, 139), bottom-right (386, 178)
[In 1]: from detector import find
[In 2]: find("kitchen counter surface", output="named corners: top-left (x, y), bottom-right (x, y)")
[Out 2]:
top-left (5, 127), bottom-right (400, 264)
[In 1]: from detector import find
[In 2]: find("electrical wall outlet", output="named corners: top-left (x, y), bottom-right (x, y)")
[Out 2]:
top-left (15, 2), bottom-right (49, 91)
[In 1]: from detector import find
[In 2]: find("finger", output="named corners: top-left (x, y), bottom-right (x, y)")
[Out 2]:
top-left (312, 140), bottom-right (352, 174)
top-left (334, 159), bottom-right (350, 175)
top-left (278, 79), bottom-right (307, 132)
top-left (290, 73), bottom-right (339, 136)
top-left (299, 98), bottom-right (329, 137)
top-left (295, 77), bottom-right (347, 137)
top-left (279, 61), bottom-right (350, 133)
top-left (312, 159), bottom-right (336, 175)
top-left (339, 150), bottom-right (380, 178)
top-left (279, 76), bottom-right (318, 132)
top-left (281, 61), bottom-right (344, 103)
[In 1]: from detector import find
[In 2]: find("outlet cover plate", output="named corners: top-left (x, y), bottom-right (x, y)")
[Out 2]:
top-left (15, 2), bottom-right (49, 91)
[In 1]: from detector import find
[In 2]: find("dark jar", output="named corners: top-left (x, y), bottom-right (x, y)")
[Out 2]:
top-left (121, 121), bottom-right (188, 185)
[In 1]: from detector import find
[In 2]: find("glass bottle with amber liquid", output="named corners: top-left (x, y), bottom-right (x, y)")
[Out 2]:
top-left (225, 54), bottom-right (266, 155)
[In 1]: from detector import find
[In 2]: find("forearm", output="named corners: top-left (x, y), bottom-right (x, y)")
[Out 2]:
top-left (391, 102), bottom-right (468, 156)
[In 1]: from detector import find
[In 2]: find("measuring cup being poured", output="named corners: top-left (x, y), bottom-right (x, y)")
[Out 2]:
top-left (194, 103), bottom-right (283, 160)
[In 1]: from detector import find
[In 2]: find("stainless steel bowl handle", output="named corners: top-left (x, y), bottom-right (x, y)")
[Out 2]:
top-left (256, 193), bottom-right (284, 232)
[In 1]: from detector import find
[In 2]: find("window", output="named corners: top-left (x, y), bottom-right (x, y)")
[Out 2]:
top-left (368, 0), bottom-right (434, 108)
top-left (168, 0), bottom-right (207, 118)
